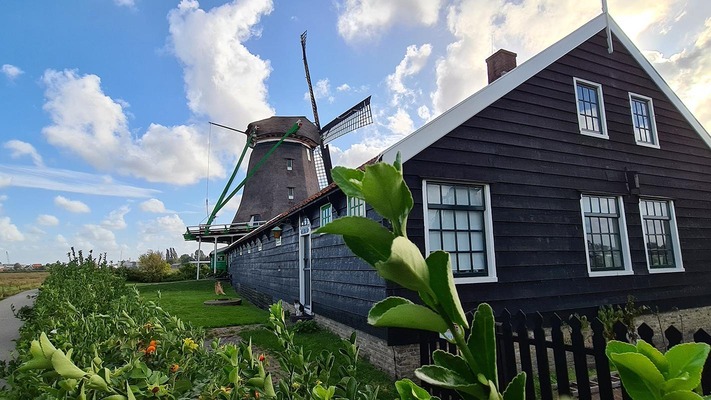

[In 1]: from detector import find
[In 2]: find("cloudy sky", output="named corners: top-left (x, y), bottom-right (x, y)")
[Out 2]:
top-left (1, 0), bottom-right (709, 264)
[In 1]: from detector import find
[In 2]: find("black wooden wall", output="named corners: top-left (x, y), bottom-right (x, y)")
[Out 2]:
top-left (400, 30), bottom-right (711, 316)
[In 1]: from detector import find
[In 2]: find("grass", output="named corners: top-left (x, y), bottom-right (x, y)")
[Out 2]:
top-left (241, 325), bottom-right (396, 398)
top-left (136, 279), bottom-right (269, 328)
top-left (0, 271), bottom-right (49, 300)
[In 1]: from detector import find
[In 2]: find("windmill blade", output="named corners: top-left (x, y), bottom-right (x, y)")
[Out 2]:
top-left (320, 96), bottom-right (373, 145)
top-left (313, 146), bottom-right (330, 189)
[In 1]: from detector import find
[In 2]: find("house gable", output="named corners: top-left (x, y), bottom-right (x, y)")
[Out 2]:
top-left (381, 13), bottom-right (711, 165)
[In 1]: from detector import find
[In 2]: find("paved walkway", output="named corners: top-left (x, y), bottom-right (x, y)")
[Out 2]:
top-left (0, 289), bottom-right (38, 363)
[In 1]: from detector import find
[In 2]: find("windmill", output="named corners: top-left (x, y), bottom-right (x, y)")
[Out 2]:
top-left (301, 31), bottom-right (373, 189)
top-left (183, 30), bottom-right (373, 254)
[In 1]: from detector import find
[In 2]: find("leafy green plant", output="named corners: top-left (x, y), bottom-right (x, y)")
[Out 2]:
top-left (606, 339), bottom-right (710, 399)
top-left (598, 295), bottom-right (649, 341)
top-left (316, 154), bottom-right (525, 400)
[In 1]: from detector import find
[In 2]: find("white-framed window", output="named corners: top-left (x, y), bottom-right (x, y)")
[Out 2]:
top-left (580, 194), bottom-right (632, 277)
top-left (629, 93), bottom-right (659, 148)
top-left (573, 78), bottom-right (608, 138)
top-left (320, 203), bottom-right (333, 226)
top-left (639, 199), bottom-right (683, 273)
top-left (347, 196), bottom-right (366, 217)
top-left (257, 239), bottom-right (262, 251)
top-left (275, 237), bottom-right (282, 246)
top-left (288, 187), bottom-right (295, 200)
top-left (423, 181), bottom-right (497, 283)
top-left (286, 158), bottom-right (294, 171)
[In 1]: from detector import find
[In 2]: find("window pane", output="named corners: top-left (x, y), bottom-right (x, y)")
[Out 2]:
top-left (469, 211), bottom-right (483, 230)
top-left (443, 232), bottom-right (456, 252)
top-left (472, 253), bottom-right (486, 272)
top-left (456, 187), bottom-right (469, 205)
top-left (455, 210), bottom-right (468, 229)
top-left (470, 232), bottom-right (484, 251)
top-left (427, 184), bottom-right (441, 205)
top-left (457, 253), bottom-right (472, 272)
top-left (429, 232), bottom-right (442, 251)
top-left (442, 210), bottom-right (455, 229)
top-left (469, 187), bottom-right (483, 206)
top-left (457, 232), bottom-right (470, 251)
top-left (429, 210), bottom-right (441, 229)
top-left (442, 185), bottom-right (455, 205)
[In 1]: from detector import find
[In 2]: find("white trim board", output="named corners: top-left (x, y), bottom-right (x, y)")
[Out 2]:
top-left (380, 13), bottom-right (711, 164)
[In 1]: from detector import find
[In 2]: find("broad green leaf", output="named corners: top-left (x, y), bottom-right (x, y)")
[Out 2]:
top-left (427, 251), bottom-right (468, 329)
top-left (636, 340), bottom-right (669, 374)
top-left (606, 340), bottom-right (637, 359)
top-left (609, 352), bottom-right (664, 400)
top-left (661, 391), bottom-right (705, 400)
top-left (87, 374), bottom-right (109, 391)
top-left (29, 339), bottom-right (44, 359)
top-left (468, 303), bottom-right (497, 386)
top-left (415, 365), bottom-right (486, 397)
top-left (432, 350), bottom-right (475, 381)
top-left (661, 374), bottom-right (695, 393)
top-left (666, 343), bottom-right (710, 387)
top-left (331, 167), bottom-right (365, 199)
top-left (361, 162), bottom-right (413, 236)
top-left (375, 237), bottom-right (432, 294)
top-left (316, 217), bottom-right (395, 266)
top-left (503, 372), bottom-right (526, 400)
top-left (395, 379), bottom-right (433, 400)
top-left (368, 297), bottom-right (448, 333)
top-left (40, 332), bottom-right (58, 359)
top-left (51, 350), bottom-right (86, 379)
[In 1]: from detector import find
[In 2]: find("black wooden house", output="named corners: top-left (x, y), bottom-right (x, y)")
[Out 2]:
top-left (227, 13), bottom-right (711, 352)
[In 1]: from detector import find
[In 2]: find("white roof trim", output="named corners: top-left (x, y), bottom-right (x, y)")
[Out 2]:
top-left (381, 13), bottom-right (711, 164)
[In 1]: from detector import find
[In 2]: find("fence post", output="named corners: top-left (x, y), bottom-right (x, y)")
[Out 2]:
top-left (533, 312), bottom-right (553, 400)
top-left (637, 323), bottom-right (655, 346)
top-left (591, 318), bottom-right (614, 399)
top-left (569, 315), bottom-right (592, 400)
top-left (551, 314), bottom-right (571, 397)
top-left (499, 309), bottom-right (518, 385)
top-left (515, 310), bottom-right (535, 400)
top-left (693, 328), bottom-right (711, 394)
top-left (665, 326), bottom-right (683, 350)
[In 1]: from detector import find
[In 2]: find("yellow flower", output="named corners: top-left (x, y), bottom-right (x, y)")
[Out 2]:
top-left (183, 337), bottom-right (199, 352)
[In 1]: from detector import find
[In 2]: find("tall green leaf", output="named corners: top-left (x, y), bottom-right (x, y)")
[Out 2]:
top-left (361, 162), bottom-right (413, 236)
top-left (661, 391), bottom-right (706, 400)
top-left (368, 297), bottom-right (448, 333)
top-left (636, 340), bottom-right (669, 374)
top-left (331, 167), bottom-right (365, 199)
top-left (502, 372), bottom-right (526, 400)
top-left (467, 304), bottom-right (497, 385)
top-left (316, 217), bottom-right (395, 266)
top-left (666, 343), bottom-right (710, 387)
top-left (395, 379), bottom-right (435, 400)
top-left (374, 237), bottom-right (432, 294)
top-left (432, 350), bottom-right (475, 381)
top-left (415, 365), bottom-right (486, 398)
top-left (609, 352), bottom-right (665, 400)
top-left (427, 251), bottom-right (468, 329)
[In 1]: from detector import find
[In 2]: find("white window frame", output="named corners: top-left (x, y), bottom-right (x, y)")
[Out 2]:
top-left (257, 239), bottom-right (262, 252)
top-left (347, 196), bottom-right (366, 217)
top-left (628, 93), bottom-right (660, 149)
top-left (573, 77), bottom-right (608, 139)
top-left (580, 194), bottom-right (633, 277)
top-left (286, 158), bottom-right (294, 171)
top-left (422, 180), bottom-right (497, 284)
top-left (288, 187), bottom-right (295, 200)
top-left (639, 199), bottom-right (684, 273)
top-left (320, 203), bottom-right (333, 226)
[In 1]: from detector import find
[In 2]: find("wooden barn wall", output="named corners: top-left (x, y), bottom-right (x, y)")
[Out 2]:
top-left (228, 193), bottom-right (388, 339)
top-left (400, 30), bottom-right (711, 316)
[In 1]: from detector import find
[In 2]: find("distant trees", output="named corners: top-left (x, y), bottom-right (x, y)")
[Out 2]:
top-left (138, 250), bottom-right (171, 282)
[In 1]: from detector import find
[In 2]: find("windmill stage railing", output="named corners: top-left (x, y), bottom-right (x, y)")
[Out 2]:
top-left (420, 309), bottom-right (711, 400)
top-left (183, 220), bottom-right (266, 241)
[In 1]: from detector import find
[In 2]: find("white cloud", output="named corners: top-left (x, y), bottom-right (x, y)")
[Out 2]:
top-left (0, 217), bottom-right (24, 241)
top-left (304, 78), bottom-right (334, 103)
top-left (75, 224), bottom-right (119, 252)
top-left (330, 142), bottom-right (383, 168)
top-left (168, 0), bottom-right (275, 127)
top-left (41, 69), bottom-right (225, 185)
top-left (1, 64), bottom-right (23, 81)
top-left (417, 105), bottom-right (431, 121)
top-left (36, 214), bottom-right (59, 226)
top-left (0, 164), bottom-right (158, 197)
top-left (140, 198), bottom-right (168, 213)
top-left (336, 83), bottom-right (351, 92)
top-left (101, 205), bottom-right (130, 230)
top-left (137, 214), bottom-right (193, 256)
top-left (386, 44), bottom-right (432, 105)
top-left (54, 195), bottom-right (91, 213)
top-left (337, 0), bottom-right (442, 43)
top-left (114, 0), bottom-right (135, 7)
top-left (386, 108), bottom-right (415, 136)
top-left (4, 140), bottom-right (44, 167)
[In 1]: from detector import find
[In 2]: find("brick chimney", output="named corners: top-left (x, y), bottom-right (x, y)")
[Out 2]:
top-left (485, 49), bottom-right (517, 83)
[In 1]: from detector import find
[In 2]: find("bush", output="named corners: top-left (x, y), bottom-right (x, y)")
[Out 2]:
top-left (138, 250), bottom-right (171, 282)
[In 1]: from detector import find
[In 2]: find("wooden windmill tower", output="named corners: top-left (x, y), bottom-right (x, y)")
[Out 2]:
top-left (183, 30), bottom-right (373, 270)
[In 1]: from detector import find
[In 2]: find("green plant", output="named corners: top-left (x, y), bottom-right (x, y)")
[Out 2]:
top-left (316, 154), bottom-right (525, 400)
top-left (606, 339), bottom-right (710, 399)
top-left (292, 319), bottom-right (321, 334)
top-left (598, 295), bottom-right (649, 341)
top-left (138, 250), bottom-right (172, 282)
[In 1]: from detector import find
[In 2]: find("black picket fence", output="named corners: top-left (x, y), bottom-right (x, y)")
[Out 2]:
top-left (419, 310), bottom-right (711, 399)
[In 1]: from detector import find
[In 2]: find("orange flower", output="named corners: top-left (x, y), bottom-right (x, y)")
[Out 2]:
top-left (170, 363), bottom-right (179, 373)
top-left (144, 345), bottom-right (156, 355)
top-left (258, 354), bottom-right (265, 362)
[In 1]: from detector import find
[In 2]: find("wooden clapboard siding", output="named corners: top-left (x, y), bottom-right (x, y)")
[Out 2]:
top-left (401, 30), bottom-right (711, 315)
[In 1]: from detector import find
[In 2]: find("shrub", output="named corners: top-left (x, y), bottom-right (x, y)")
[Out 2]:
top-left (138, 250), bottom-right (171, 282)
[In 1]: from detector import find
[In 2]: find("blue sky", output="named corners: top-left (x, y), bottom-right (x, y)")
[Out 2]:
top-left (1, 0), bottom-right (709, 264)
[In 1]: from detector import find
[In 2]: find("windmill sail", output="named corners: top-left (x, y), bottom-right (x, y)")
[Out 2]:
top-left (320, 96), bottom-right (373, 144)
top-left (313, 146), bottom-right (329, 189)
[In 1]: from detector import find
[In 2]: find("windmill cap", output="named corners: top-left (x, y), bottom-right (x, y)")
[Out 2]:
top-left (247, 116), bottom-right (320, 147)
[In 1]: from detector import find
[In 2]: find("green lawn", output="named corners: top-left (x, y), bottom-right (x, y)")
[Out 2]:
top-left (136, 280), bottom-right (268, 328)
top-left (241, 325), bottom-right (396, 398)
